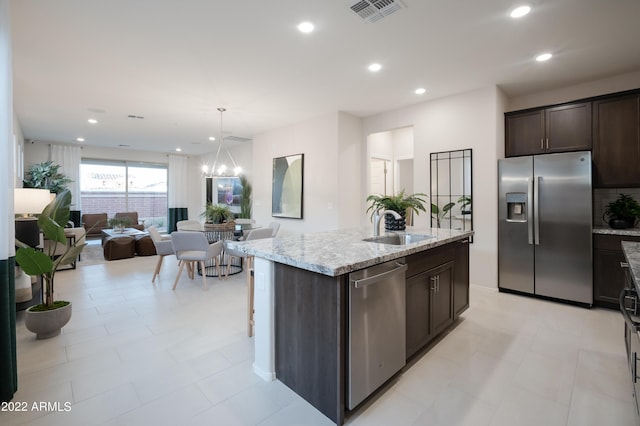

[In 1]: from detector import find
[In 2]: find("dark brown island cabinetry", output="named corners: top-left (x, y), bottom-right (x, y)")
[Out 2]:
top-left (273, 237), bottom-right (470, 425)
top-left (593, 234), bottom-right (640, 308)
top-left (593, 93), bottom-right (640, 187)
top-left (505, 102), bottom-right (592, 157)
top-left (405, 238), bottom-right (469, 359)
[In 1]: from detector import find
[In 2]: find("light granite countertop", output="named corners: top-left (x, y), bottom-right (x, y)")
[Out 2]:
top-left (593, 226), bottom-right (640, 237)
top-left (225, 226), bottom-right (473, 276)
top-left (622, 241), bottom-right (640, 293)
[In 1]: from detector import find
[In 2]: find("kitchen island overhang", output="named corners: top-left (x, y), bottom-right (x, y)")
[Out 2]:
top-left (226, 226), bottom-right (473, 424)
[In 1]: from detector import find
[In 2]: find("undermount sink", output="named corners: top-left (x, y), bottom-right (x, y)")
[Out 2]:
top-left (362, 234), bottom-right (434, 245)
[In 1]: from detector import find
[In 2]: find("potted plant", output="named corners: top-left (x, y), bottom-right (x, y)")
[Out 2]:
top-left (431, 201), bottom-right (456, 228)
top-left (458, 195), bottom-right (472, 215)
top-left (201, 203), bottom-right (235, 232)
top-left (366, 190), bottom-right (428, 231)
top-left (15, 190), bottom-right (87, 339)
top-left (239, 175), bottom-right (252, 219)
top-left (108, 217), bottom-right (131, 232)
top-left (23, 160), bottom-right (72, 194)
top-left (603, 193), bottom-right (640, 229)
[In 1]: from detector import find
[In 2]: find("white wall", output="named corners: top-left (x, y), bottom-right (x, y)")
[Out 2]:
top-left (508, 70), bottom-right (640, 111)
top-left (189, 143), bottom-right (253, 221)
top-left (251, 111), bottom-right (361, 235)
top-left (337, 112), bottom-right (363, 229)
top-left (362, 86), bottom-right (506, 288)
top-left (13, 112), bottom-right (24, 185)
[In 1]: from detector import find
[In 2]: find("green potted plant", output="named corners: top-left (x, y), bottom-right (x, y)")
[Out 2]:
top-left (603, 193), bottom-right (640, 229)
top-left (239, 175), bottom-right (252, 219)
top-left (431, 201), bottom-right (456, 228)
top-left (23, 160), bottom-right (72, 194)
top-left (15, 190), bottom-right (87, 339)
top-left (202, 203), bottom-right (234, 224)
top-left (108, 217), bottom-right (131, 232)
top-left (366, 190), bottom-right (428, 231)
top-left (458, 195), bottom-right (472, 215)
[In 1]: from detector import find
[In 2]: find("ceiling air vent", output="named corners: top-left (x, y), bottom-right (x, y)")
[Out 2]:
top-left (348, 0), bottom-right (405, 23)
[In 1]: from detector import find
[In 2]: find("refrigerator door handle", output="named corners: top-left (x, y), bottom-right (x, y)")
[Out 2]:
top-left (534, 176), bottom-right (540, 245)
top-left (527, 177), bottom-right (534, 245)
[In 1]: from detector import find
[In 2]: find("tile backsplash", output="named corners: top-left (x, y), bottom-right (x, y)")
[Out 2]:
top-left (593, 188), bottom-right (640, 227)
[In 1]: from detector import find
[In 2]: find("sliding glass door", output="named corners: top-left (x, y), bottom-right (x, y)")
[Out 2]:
top-left (80, 160), bottom-right (168, 231)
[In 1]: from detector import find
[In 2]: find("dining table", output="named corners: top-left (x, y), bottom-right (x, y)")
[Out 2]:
top-left (177, 222), bottom-right (260, 277)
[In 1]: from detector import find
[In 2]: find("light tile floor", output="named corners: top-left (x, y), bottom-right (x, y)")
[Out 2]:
top-left (2, 254), bottom-right (636, 425)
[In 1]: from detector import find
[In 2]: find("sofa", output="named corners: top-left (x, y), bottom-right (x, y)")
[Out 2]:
top-left (82, 213), bottom-right (108, 237)
top-left (114, 212), bottom-right (144, 231)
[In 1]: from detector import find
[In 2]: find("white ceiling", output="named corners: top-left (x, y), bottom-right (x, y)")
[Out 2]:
top-left (10, 0), bottom-right (640, 155)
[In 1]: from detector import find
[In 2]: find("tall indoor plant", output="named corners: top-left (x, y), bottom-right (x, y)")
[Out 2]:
top-left (366, 190), bottom-right (428, 231)
top-left (15, 190), bottom-right (86, 339)
top-left (239, 175), bottom-right (252, 219)
top-left (22, 160), bottom-right (71, 194)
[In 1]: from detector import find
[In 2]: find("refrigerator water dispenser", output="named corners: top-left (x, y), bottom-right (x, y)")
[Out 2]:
top-left (506, 193), bottom-right (527, 222)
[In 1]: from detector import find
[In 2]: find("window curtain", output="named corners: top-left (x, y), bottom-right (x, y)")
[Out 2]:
top-left (50, 144), bottom-right (82, 210)
top-left (167, 155), bottom-right (189, 232)
top-left (0, 0), bottom-right (18, 402)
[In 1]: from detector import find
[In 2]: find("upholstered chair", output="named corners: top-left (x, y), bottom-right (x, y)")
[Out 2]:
top-left (170, 231), bottom-right (223, 290)
top-left (148, 226), bottom-right (173, 283)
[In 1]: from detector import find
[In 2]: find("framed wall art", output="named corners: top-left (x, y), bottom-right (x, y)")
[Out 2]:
top-left (272, 153), bottom-right (304, 219)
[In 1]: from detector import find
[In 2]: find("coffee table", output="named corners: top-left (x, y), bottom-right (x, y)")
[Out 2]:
top-left (101, 228), bottom-right (147, 246)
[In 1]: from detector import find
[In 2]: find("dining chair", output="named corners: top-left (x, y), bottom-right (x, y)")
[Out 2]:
top-left (148, 226), bottom-right (174, 283)
top-left (268, 222), bottom-right (280, 237)
top-left (223, 227), bottom-right (274, 336)
top-left (170, 231), bottom-right (223, 290)
top-left (176, 220), bottom-right (202, 231)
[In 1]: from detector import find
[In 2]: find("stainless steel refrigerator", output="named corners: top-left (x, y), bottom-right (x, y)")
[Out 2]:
top-left (498, 151), bottom-right (593, 305)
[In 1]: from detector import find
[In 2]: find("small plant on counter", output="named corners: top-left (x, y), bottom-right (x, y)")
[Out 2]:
top-left (366, 191), bottom-right (428, 231)
top-left (603, 193), bottom-right (640, 229)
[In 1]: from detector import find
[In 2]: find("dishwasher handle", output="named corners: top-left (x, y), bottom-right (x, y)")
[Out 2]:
top-left (351, 262), bottom-right (407, 288)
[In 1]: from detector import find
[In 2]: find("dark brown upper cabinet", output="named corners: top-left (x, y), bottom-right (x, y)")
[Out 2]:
top-left (593, 93), bottom-right (640, 187)
top-left (505, 102), bottom-right (592, 157)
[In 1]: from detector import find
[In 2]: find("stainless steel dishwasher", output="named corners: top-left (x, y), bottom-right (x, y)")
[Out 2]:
top-left (348, 258), bottom-right (407, 409)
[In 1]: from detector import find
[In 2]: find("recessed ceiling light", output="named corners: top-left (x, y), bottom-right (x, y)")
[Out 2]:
top-left (88, 118), bottom-right (98, 124)
top-left (297, 21), bottom-right (314, 33)
top-left (368, 63), bottom-right (382, 72)
top-left (510, 5), bottom-right (531, 18)
top-left (536, 53), bottom-right (553, 62)
top-left (415, 88), bottom-right (426, 95)
top-left (76, 137), bottom-right (85, 142)
top-left (175, 148), bottom-right (182, 152)
top-left (209, 136), bottom-right (216, 141)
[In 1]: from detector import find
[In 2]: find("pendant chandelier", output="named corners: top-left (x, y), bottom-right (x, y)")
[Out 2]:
top-left (202, 107), bottom-right (242, 177)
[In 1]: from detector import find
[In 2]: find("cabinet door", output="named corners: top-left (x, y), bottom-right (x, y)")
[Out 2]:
top-left (406, 272), bottom-right (431, 358)
top-left (593, 234), bottom-right (640, 308)
top-left (593, 248), bottom-right (627, 307)
top-left (430, 261), bottom-right (454, 337)
top-left (593, 94), bottom-right (640, 187)
top-left (453, 239), bottom-right (470, 318)
top-left (505, 110), bottom-right (544, 157)
top-left (545, 102), bottom-right (592, 153)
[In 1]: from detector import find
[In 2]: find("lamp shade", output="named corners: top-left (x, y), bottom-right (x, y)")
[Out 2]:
top-left (14, 188), bottom-right (51, 215)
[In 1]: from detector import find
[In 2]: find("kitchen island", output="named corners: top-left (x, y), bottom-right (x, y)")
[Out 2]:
top-left (226, 226), bottom-right (472, 424)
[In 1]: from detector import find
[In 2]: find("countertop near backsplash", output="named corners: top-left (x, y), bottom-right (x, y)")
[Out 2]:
top-left (593, 226), bottom-right (640, 237)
